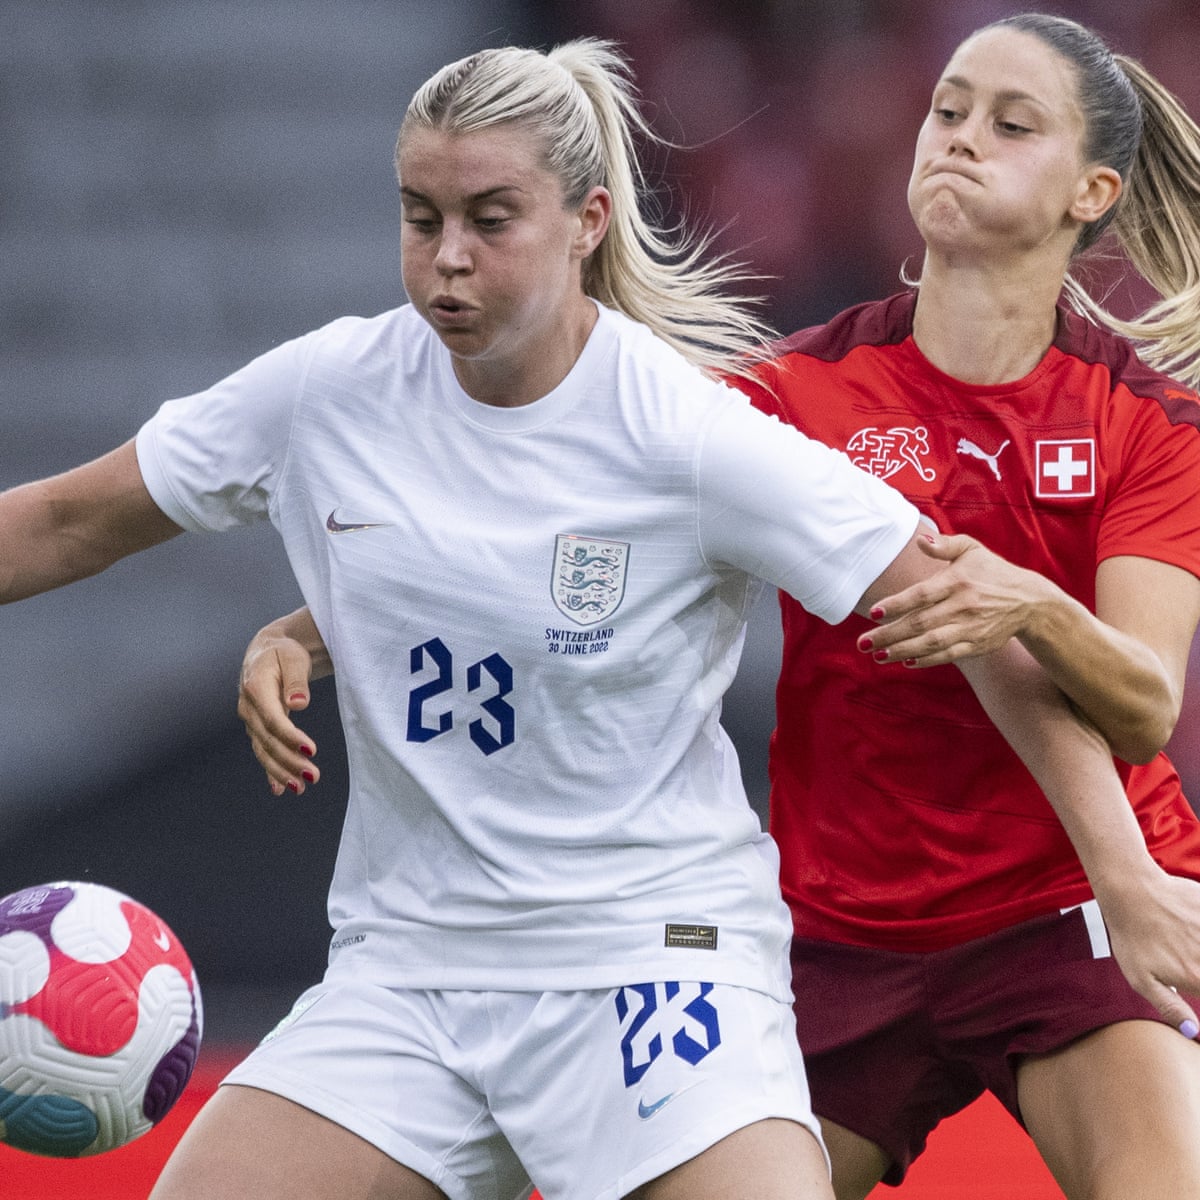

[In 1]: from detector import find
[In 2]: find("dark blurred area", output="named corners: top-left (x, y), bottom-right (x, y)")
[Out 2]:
top-left (4, 0), bottom-right (1199, 1042)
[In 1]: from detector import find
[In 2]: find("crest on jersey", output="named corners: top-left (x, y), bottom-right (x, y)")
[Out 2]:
top-left (1036, 439), bottom-right (1095, 498)
top-left (847, 426), bottom-right (937, 483)
top-left (552, 535), bottom-right (629, 626)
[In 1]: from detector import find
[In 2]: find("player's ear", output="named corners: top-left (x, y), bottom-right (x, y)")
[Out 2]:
top-left (1070, 163), bottom-right (1121, 227)
top-left (574, 186), bottom-right (611, 259)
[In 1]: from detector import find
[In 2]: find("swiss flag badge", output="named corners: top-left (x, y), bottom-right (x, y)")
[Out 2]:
top-left (1036, 439), bottom-right (1095, 498)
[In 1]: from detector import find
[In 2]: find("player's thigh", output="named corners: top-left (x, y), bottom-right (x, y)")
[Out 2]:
top-left (1018, 1019), bottom-right (1200, 1200)
top-left (818, 1117), bottom-right (890, 1200)
top-left (150, 1083), bottom-right (445, 1200)
top-left (630, 1117), bottom-right (833, 1200)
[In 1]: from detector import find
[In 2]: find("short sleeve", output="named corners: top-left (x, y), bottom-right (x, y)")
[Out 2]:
top-left (1099, 396), bottom-right (1200, 579)
top-left (697, 398), bottom-right (919, 623)
top-left (135, 333), bottom-right (313, 533)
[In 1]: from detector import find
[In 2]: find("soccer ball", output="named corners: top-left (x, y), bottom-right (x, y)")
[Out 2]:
top-left (0, 881), bottom-right (203, 1157)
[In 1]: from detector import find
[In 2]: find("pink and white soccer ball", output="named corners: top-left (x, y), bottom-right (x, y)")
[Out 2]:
top-left (0, 881), bottom-right (203, 1156)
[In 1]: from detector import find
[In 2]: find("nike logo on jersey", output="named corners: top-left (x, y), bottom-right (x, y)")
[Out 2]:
top-left (326, 509), bottom-right (394, 534)
top-left (956, 437), bottom-right (1011, 481)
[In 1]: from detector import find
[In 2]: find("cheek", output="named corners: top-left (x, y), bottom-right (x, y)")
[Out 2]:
top-left (511, 243), bottom-right (575, 303)
top-left (399, 236), bottom-right (424, 285)
top-left (905, 162), bottom-right (923, 219)
top-left (1016, 158), bottom-right (1081, 222)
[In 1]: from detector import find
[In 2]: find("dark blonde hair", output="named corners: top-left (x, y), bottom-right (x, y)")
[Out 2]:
top-left (399, 40), bottom-right (774, 381)
top-left (991, 13), bottom-right (1200, 388)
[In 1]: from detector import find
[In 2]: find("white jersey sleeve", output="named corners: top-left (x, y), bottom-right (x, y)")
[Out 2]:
top-left (134, 330), bottom-right (319, 532)
top-left (696, 400), bottom-right (919, 623)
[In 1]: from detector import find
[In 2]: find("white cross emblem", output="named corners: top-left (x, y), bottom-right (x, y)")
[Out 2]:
top-left (1036, 439), bottom-right (1095, 498)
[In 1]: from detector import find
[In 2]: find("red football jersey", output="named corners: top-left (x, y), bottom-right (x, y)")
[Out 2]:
top-left (736, 290), bottom-right (1200, 949)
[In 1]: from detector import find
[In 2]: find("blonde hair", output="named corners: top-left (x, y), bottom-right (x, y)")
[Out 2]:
top-left (398, 39), bottom-right (775, 382)
top-left (991, 14), bottom-right (1200, 389)
top-left (1067, 55), bottom-right (1200, 389)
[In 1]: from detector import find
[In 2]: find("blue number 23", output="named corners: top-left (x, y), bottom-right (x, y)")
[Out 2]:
top-left (406, 637), bottom-right (515, 756)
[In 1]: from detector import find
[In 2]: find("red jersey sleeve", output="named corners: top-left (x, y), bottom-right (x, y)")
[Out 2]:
top-left (1099, 378), bottom-right (1200, 577)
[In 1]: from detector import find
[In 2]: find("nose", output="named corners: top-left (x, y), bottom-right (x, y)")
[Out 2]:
top-left (947, 118), bottom-right (979, 158)
top-left (434, 223), bottom-right (471, 275)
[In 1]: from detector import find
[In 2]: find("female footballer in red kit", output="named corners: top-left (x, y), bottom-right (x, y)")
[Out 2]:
top-left (738, 13), bottom-right (1200, 1199)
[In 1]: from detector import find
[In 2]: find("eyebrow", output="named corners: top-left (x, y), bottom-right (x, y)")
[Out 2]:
top-left (399, 184), bottom-right (524, 203)
top-left (938, 74), bottom-right (1047, 108)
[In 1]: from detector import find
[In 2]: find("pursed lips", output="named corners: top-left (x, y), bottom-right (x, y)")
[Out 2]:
top-left (924, 162), bottom-right (982, 185)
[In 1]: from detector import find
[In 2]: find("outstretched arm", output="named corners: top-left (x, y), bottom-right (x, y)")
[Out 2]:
top-left (859, 532), bottom-right (1200, 1037)
top-left (238, 606), bottom-right (332, 796)
top-left (859, 533), bottom-right (1199, 764)
top-left (0, 440), bottom-right (183, 602)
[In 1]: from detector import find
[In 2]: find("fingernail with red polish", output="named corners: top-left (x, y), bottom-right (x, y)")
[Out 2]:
top-left (299, 744), bottom-right (314, 757)
top-left (287, 780), bottom-right (300, 794)
top-left (858, 636), bottom-right (874, 652)
top-left (869, 606), bottom-right (884, 621)
top-left (302, 769), bottom-right (316, 784)
top-left (873, 650), bottom-right (889, 663)
top-left (289, 692), bottom-right (307, 703)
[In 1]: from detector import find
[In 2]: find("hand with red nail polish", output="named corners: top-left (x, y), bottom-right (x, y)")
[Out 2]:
top-left (238, 607), bottom-right (332, 797)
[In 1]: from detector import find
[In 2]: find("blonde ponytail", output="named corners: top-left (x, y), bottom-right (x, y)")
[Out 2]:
top-left (1066, 55), bottom-right (1200, 389)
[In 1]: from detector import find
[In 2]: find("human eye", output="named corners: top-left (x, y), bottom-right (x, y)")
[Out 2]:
top-left (929, 90), bottom-right (964, 125)
top-left (995, 113), bottom-right (1034, 136)
top-left (472, 205), bottom-right (514, 232)
top-left (400, 197), bottom-right (440, 232)
top-left (993, 99), bottom-right (1041, 136)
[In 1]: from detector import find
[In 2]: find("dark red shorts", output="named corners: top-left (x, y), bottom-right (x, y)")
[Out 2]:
top-left (790, 901), bottom-right (1171, 1186)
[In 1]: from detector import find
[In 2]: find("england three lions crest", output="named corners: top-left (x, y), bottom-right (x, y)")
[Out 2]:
top-left (552, 535), bottom-right (629, 626)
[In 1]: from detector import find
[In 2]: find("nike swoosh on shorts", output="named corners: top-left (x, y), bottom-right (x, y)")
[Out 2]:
top-left (637, 1093), bottom-right (675, 1119)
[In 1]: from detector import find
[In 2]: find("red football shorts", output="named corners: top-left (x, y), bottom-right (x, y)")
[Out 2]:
top-left (789, 899), bottom-right (1183, 1185)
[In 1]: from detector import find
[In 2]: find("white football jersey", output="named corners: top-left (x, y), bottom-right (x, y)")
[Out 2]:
top-left (136, 302), bottom-right (917, 999)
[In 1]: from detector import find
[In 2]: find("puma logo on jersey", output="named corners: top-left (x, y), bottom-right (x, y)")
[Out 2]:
top-left (956, 437), bottom-right (1011, 481)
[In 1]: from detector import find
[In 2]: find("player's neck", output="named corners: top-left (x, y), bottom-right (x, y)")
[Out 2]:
top-left (453, 294), bottom-right (599, 408)
top-left (910, 258), bottom-right (1064, 386)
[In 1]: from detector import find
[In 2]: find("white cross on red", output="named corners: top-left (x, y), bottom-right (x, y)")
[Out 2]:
top-left (1036, 440), bottom-right (1095, 498)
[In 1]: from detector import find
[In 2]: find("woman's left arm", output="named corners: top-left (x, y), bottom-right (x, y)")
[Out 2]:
top-left (860, 535), bottom-right (1200, 764)
top-left (860, 534), bottom-right (1200, 1036)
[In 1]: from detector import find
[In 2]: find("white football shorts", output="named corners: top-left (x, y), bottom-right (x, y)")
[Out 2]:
top-left (221, 975), bottom-right (824, 1200)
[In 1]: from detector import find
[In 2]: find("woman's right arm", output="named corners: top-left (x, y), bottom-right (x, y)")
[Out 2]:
top-left (237, 606), bottom-right (331, 796)
top-left (0, 440), bottom-right (183, 603)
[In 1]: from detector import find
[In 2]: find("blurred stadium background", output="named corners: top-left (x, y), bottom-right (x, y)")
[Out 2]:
top-left (2, 3), bottom-right (1199, 1192)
